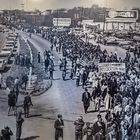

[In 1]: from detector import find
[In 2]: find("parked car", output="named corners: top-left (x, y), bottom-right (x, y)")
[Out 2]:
top-left (0, 59), bottom-right (7, 70)
top-left (119, 41), bottom-right (133, 50)
top-left (0, 49), bottom-right (12, 58)
top-left (2, 47), bottom-right (14, 53)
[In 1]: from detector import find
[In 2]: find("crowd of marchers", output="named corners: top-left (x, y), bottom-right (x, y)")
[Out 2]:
top-left (43, 29), bottom-right (140, 140)
top-left (1, 26), bottom-right (140, 139)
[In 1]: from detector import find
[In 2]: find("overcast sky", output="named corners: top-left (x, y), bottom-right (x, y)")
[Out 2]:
top-left (0, 0), bottom-right (140, 11)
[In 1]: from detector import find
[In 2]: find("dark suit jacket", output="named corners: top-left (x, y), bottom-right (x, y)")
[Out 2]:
top-left (54, 119), bottom-right (64, 137)
top-left (82, 92), bottom-right (91, 107)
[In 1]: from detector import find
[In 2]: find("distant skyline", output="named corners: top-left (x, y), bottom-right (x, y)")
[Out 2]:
top-left (0, 0), bottom-right (140, 11)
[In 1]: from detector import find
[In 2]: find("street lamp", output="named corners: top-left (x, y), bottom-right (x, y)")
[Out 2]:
top-left (103, 0), bottom-right (107, 34)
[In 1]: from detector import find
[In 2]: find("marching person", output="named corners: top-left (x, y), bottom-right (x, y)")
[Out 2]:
top-left (49, 64), bottom-right (54, 80)
top-left (1, 126), bottom-right (13, 140)
top-left (74, 116), bottom-right (85, 140)
top-left (58, 59), bottom-right (62, 70)
top-left (51, 44), bottom-right (53, 51)
top-left (82, 88), bottom-right (91, 114)
top-left (70, 66), bottom-right (74, 80)
top-left (23, 92), bottom-right (33, 118)
top-left (92, 114), bottom-right (106, 138)
top-left (21, 74), bottom-right (28, 90)
top-left (16, 110), bottom-right (24, 140)
top-left (44, 58), bottom-right (50, 72)
top-left (54, 114), bottom-right (64, 140)
top-left (14, 77), bottom-right (20, 102)
top-left (76, 69), bottom-right (80, 86)
top-left (0, 73), bottom-right (2, 89)
top-left (8, 90), bottom-right (16, 116)
top-left (62, 69), bottom-right (66, 81)
top-left (37, 52), bottom-right (41, 63)
top-left (83, 122), bottom-right (94, 140)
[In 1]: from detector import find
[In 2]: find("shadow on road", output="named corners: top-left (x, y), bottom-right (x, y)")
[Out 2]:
top-left (28, 114), bottom-right (42, 118)
top-left (21, 136), bottom-right (40, 140)
top-left (53, 78), bottom-right (60, 80)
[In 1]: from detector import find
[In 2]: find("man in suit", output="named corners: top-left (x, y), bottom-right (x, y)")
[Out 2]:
top-left (82, 88), bottom-right (91, 114)
top-left (54, 114), bottom-right (64, 140)
top-left (92, 114), bottom-right (106, 139)
top-left (23, 92), bottom-right (33, 118)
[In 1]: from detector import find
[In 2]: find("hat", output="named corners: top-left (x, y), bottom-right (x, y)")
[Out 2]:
top-left (57, 114), bottom-right (62, 118)
top-left (4, 126), bottom-right (9, 130)
top-left (97, 114), bottom-right (101, 118)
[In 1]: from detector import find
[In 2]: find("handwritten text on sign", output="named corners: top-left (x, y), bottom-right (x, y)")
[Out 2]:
top-left (98, 63), bottom-right (126, 73)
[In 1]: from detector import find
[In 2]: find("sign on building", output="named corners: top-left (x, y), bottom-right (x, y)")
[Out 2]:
top-left (82, 20), bottom-right (94, 25)
top-left (98, 63), bottom-right (126, 73)
top-left (106, 10), bottom-right (138, 22)
top-left (53, 18), bottom-right (71, 27)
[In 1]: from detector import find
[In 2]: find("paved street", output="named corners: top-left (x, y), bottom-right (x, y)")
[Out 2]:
top-left (6, 32), bottom-right (128, 140)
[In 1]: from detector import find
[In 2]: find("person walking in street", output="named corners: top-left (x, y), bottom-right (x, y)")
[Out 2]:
top-left (49, 65), bottom-right (54, 80)
top-left (62, 69), bottom-right (66, 80)
top-left (82, 88), bottom-right (91, 114)
top-left (70, 66), bottom-right (74, 80)
top-left (44, 58), bottom-right (50, 72)
top-left (51, 44), bottom-right (53, 51)
top-left (1, 126), bottom-right (13, 140)
top-left (74, 116), bottom-right (85, 140)
top-left (16, 110), bottom-right (24, 140)
top-left (14, 77), bottom-right (20, 102)
top-left (58, 59), bottom-right (62, 71)
top-left (83, 122), bottom-right (94, 140)
top-left (92, 114), bottom-right (106, 138)
top-left (0, 73), bottom-right (2, 89)
top-left (23, 92), bottom-right (33, 118)
top-left (8, 91), bottom-right (16, 116)
top-left (38, 52), bottom-right (41, 63)
top-left (82, 70), bottom-right (88, 89)
top-left (21, 74), bottom-right (28, 90)
top-left (76, 69), bottom-right (80, 86)
top-left (54, 114), bottom-right (64, 140)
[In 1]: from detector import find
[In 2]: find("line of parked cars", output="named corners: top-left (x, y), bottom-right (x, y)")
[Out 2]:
top-left (0, 30), bottom-right (18, 71)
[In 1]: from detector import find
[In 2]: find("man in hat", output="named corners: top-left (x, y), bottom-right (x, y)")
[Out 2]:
top-left (83, 122), bottom-right (94, 140)
top-left (74, 116), bottom-right (85, 140)
top-left (92, 114), bottom-right (106, 137)
top-left (38, 52), bottom-right (41, 63)
top-left (8, 91), bottom-right (16, 116)
top-left (82, 88), bottom-right (91, 113)
top-left (23, 92), bottom-right (33, 118)
top-left (54, 114), bottom-right (64, 140)
top-left (1, 126), bottom-right (13, 140)
top-left (16, 110), bottom-right (24, 140)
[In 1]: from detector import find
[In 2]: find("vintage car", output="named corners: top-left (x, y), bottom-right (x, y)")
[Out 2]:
top-left (0, 59), bottom-right (7, 70)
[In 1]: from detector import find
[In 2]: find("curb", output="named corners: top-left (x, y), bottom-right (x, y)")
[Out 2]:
top-left (19, 80), bottom-right (52, 96)
top-left (31, 80), bottom-right (52, 96)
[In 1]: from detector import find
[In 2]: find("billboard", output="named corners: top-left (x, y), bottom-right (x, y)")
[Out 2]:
top-left (82, 20), bottom-right (94, 25)
top-left (98, 63), bottom-right (126, 73)
top-left (106, 10), bottom-right (138, 22)
top-left (53, 18), bottom-right (71, 27)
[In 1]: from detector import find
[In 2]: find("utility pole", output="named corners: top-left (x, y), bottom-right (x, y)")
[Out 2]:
top-left (57, 10), bottom-right (59, 29)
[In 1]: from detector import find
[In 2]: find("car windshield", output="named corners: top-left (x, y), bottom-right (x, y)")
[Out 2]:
top-left (2, 48), bottom-right (11, 51)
